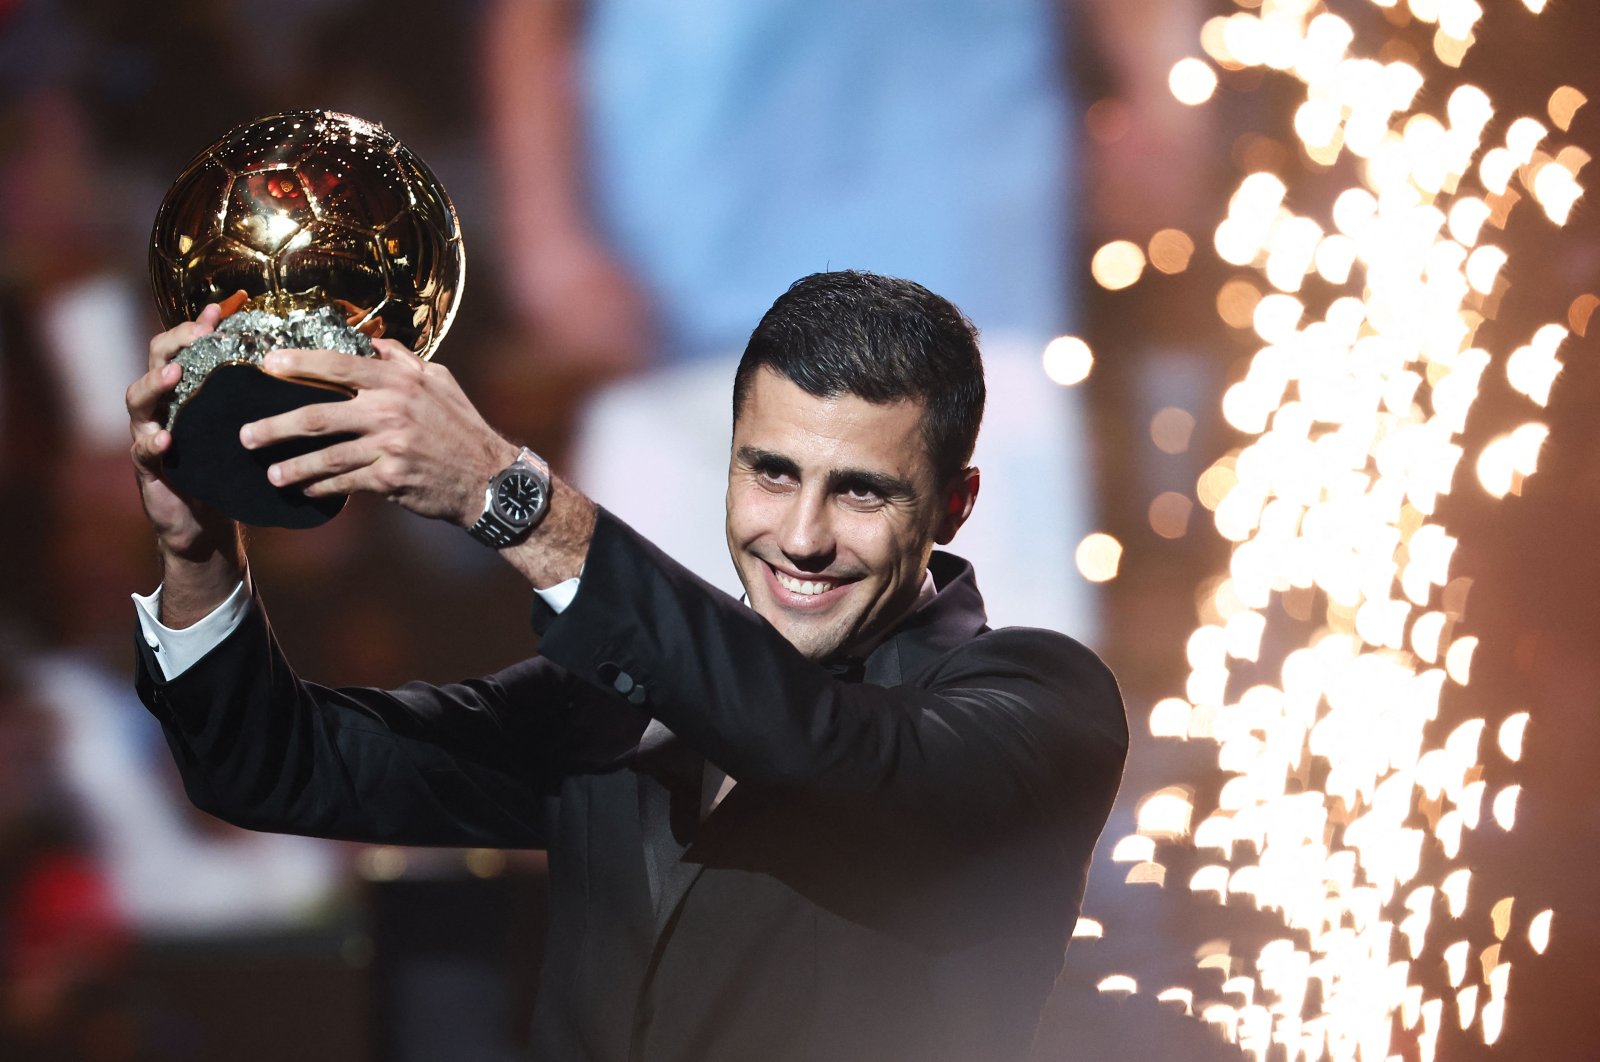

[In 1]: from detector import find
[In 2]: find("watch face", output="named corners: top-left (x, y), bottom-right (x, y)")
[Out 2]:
top-left (495, 471), bottom-right (545, 524)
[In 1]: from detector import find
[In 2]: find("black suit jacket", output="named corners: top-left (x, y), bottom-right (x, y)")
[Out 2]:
top-left (135, 510), bottom-right (1127, 1061)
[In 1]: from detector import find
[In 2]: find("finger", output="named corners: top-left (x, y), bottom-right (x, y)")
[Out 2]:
top-left (126, 361), bottom-right (183, 424)
top-left (264, 438), bottom-right (374, 490)
top-left (301, 466), bottom-right (382, 498)
top-left (216, 289), bottom-right (250, 317)
top-left (148, 303), bottom-right (222, 369)
top-left (130, 424), bottom-right (173, 474)
top-left (240, 399), bottom-right (350, 451)
top-left (261, 347), bottom-right (386, 391)
top-left (372, 337), bottom-right (425, 370)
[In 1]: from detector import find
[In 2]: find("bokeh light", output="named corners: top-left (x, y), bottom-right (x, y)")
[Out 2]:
top-left (1042, 335), bottom-right (1095, 386)
top-left (1151, 407), bottom-right (1198, 454)
top-left (1149, 229), bottom-right (1198, 274)
top-left (1547, 86), bottom-right (1587, 131)
top-left (1150, 492), bottom-right (1196, 540)
top-left (1170, 58), bottom-right (1221, 106)
top-left (1092, 240), bottom-right (1148, 290)
top-left (1076, 532), bottom-right (1125, 583)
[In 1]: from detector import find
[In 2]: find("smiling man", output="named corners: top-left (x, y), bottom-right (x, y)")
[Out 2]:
top-left (126, 271), bottom-right (1126, 1061)
top-left (726, 311), bottom-right (978, 662)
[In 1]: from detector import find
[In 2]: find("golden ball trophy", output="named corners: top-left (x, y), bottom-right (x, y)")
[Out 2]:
top-left (149, 110), bottom-right (466, 527)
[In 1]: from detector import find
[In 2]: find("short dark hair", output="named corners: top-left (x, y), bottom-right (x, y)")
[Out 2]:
top-left (732, 271), bottom-right (985, 483)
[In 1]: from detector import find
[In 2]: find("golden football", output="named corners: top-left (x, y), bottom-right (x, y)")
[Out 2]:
top-left (149, 109), bottom-right (465, 357)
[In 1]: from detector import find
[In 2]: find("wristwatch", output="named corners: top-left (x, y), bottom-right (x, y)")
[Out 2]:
top-left (467, 447), bottom-right (551, 548)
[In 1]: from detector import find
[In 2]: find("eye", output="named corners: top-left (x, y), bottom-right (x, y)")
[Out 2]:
top-left (754, 465), bottom-right (797, 492)
top-left (839, 483), bottom-right (886, 511)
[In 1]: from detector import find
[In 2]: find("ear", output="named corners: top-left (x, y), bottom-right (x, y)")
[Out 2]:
top-left (933, 467), bottom-right (980, 545)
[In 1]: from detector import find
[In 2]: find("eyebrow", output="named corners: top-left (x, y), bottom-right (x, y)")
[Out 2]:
top-left (735, 446), bottom-right (916, 500)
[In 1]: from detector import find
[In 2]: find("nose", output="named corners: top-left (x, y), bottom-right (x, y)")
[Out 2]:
top-left (777, 487), bottom-right (836, 569)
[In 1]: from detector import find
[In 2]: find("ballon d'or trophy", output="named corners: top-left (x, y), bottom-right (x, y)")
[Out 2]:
top-left (149, 110), bottom-right (465, 528)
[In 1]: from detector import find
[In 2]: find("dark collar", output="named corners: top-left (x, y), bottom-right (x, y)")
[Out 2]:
top-left (860, 551), bottom-right (990, 687)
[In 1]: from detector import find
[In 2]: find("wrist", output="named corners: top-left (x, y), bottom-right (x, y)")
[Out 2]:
top-left (157, 514), bottom-right (244, 568)
top-left (462, 439), bottom-right (524, 529)
top-left (497, 476), bottom-right (595, 589)
top-left (156, 533), bottom-right (247, 629)
top-left (467, 446), bottom-right (552, 547)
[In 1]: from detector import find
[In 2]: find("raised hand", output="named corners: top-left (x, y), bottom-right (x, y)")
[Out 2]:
top-left (127, 304), bottom-right (237, 555)
top-left (127, 303), bottom-right (246, 624)
top-left (239, 340), bottom-right (517, 528)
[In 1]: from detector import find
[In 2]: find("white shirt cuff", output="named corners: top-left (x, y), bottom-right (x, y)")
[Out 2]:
top-left (534, 572), bottom-right (581, 614)
top-left (132, 575), bottom-right (254, 681)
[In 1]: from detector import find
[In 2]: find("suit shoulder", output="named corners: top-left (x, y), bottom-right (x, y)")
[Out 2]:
top-left (927, 626), bottom-right (1129, 788)
top-left (964, 625), bottom-right (1114, 680)
top-left (933, 621), bottom-right (1119, 698)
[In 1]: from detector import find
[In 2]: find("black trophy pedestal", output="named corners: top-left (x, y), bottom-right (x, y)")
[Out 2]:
top-left (164, 363), bottom-right (354, 528)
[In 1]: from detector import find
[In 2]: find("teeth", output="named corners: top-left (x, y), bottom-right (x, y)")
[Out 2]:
top-left (775, 570), bottom-right (833, 596)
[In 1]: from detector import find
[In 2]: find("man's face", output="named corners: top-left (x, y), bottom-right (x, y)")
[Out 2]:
top-left (726, 368), bottom-right (974, 662)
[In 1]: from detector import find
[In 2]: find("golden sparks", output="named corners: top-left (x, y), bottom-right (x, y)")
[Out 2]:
top-left (1083, 1), bottom-right (1582, 1056)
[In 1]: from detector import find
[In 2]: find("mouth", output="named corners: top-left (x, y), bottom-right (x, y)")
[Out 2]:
top-left (761, 561), bottom-right (855, 610)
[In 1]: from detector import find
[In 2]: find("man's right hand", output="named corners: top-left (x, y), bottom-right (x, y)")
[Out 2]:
top-left (127, 303), bottom-right (247, 626)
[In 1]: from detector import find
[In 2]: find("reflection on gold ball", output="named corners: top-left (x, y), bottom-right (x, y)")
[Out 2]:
top-left (149, 110), bottom-right (465, 360)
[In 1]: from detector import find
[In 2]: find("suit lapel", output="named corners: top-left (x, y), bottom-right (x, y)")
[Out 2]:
top-left (635, 552), bottom-right (989, 940)
top-left (651, 826), bottom-right (707, 932)
top-left (864, 635), bottom-right (903, 687)
top-left (632, 727), bottom-right (709, 930)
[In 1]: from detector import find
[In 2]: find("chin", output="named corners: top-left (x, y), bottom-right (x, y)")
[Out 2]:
top-left (790, 637), bottom-right (848, 663)
top-left (752, 608), bottom-right (844, 661)
top-left (757, 612), bottom-right (827, 659)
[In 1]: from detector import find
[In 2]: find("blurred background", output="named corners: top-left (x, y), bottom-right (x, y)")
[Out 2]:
top-left (1, 0), bottom-right (1596, 1058)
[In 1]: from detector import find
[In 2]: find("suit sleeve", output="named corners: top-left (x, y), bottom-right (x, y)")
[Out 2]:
top-left (534, 511), bottom-right (1127, 843)
top-left (135, 587), bottom-right (603, 848)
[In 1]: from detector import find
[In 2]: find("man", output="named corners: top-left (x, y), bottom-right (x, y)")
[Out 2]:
top-left (126, 272), bottom-right (1126, 1061)
top-left (484, 0), bottom-right (1102, 640)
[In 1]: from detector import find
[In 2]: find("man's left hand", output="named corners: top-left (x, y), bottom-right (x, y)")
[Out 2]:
top-left (240, 340), bottom-right (515, 527)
